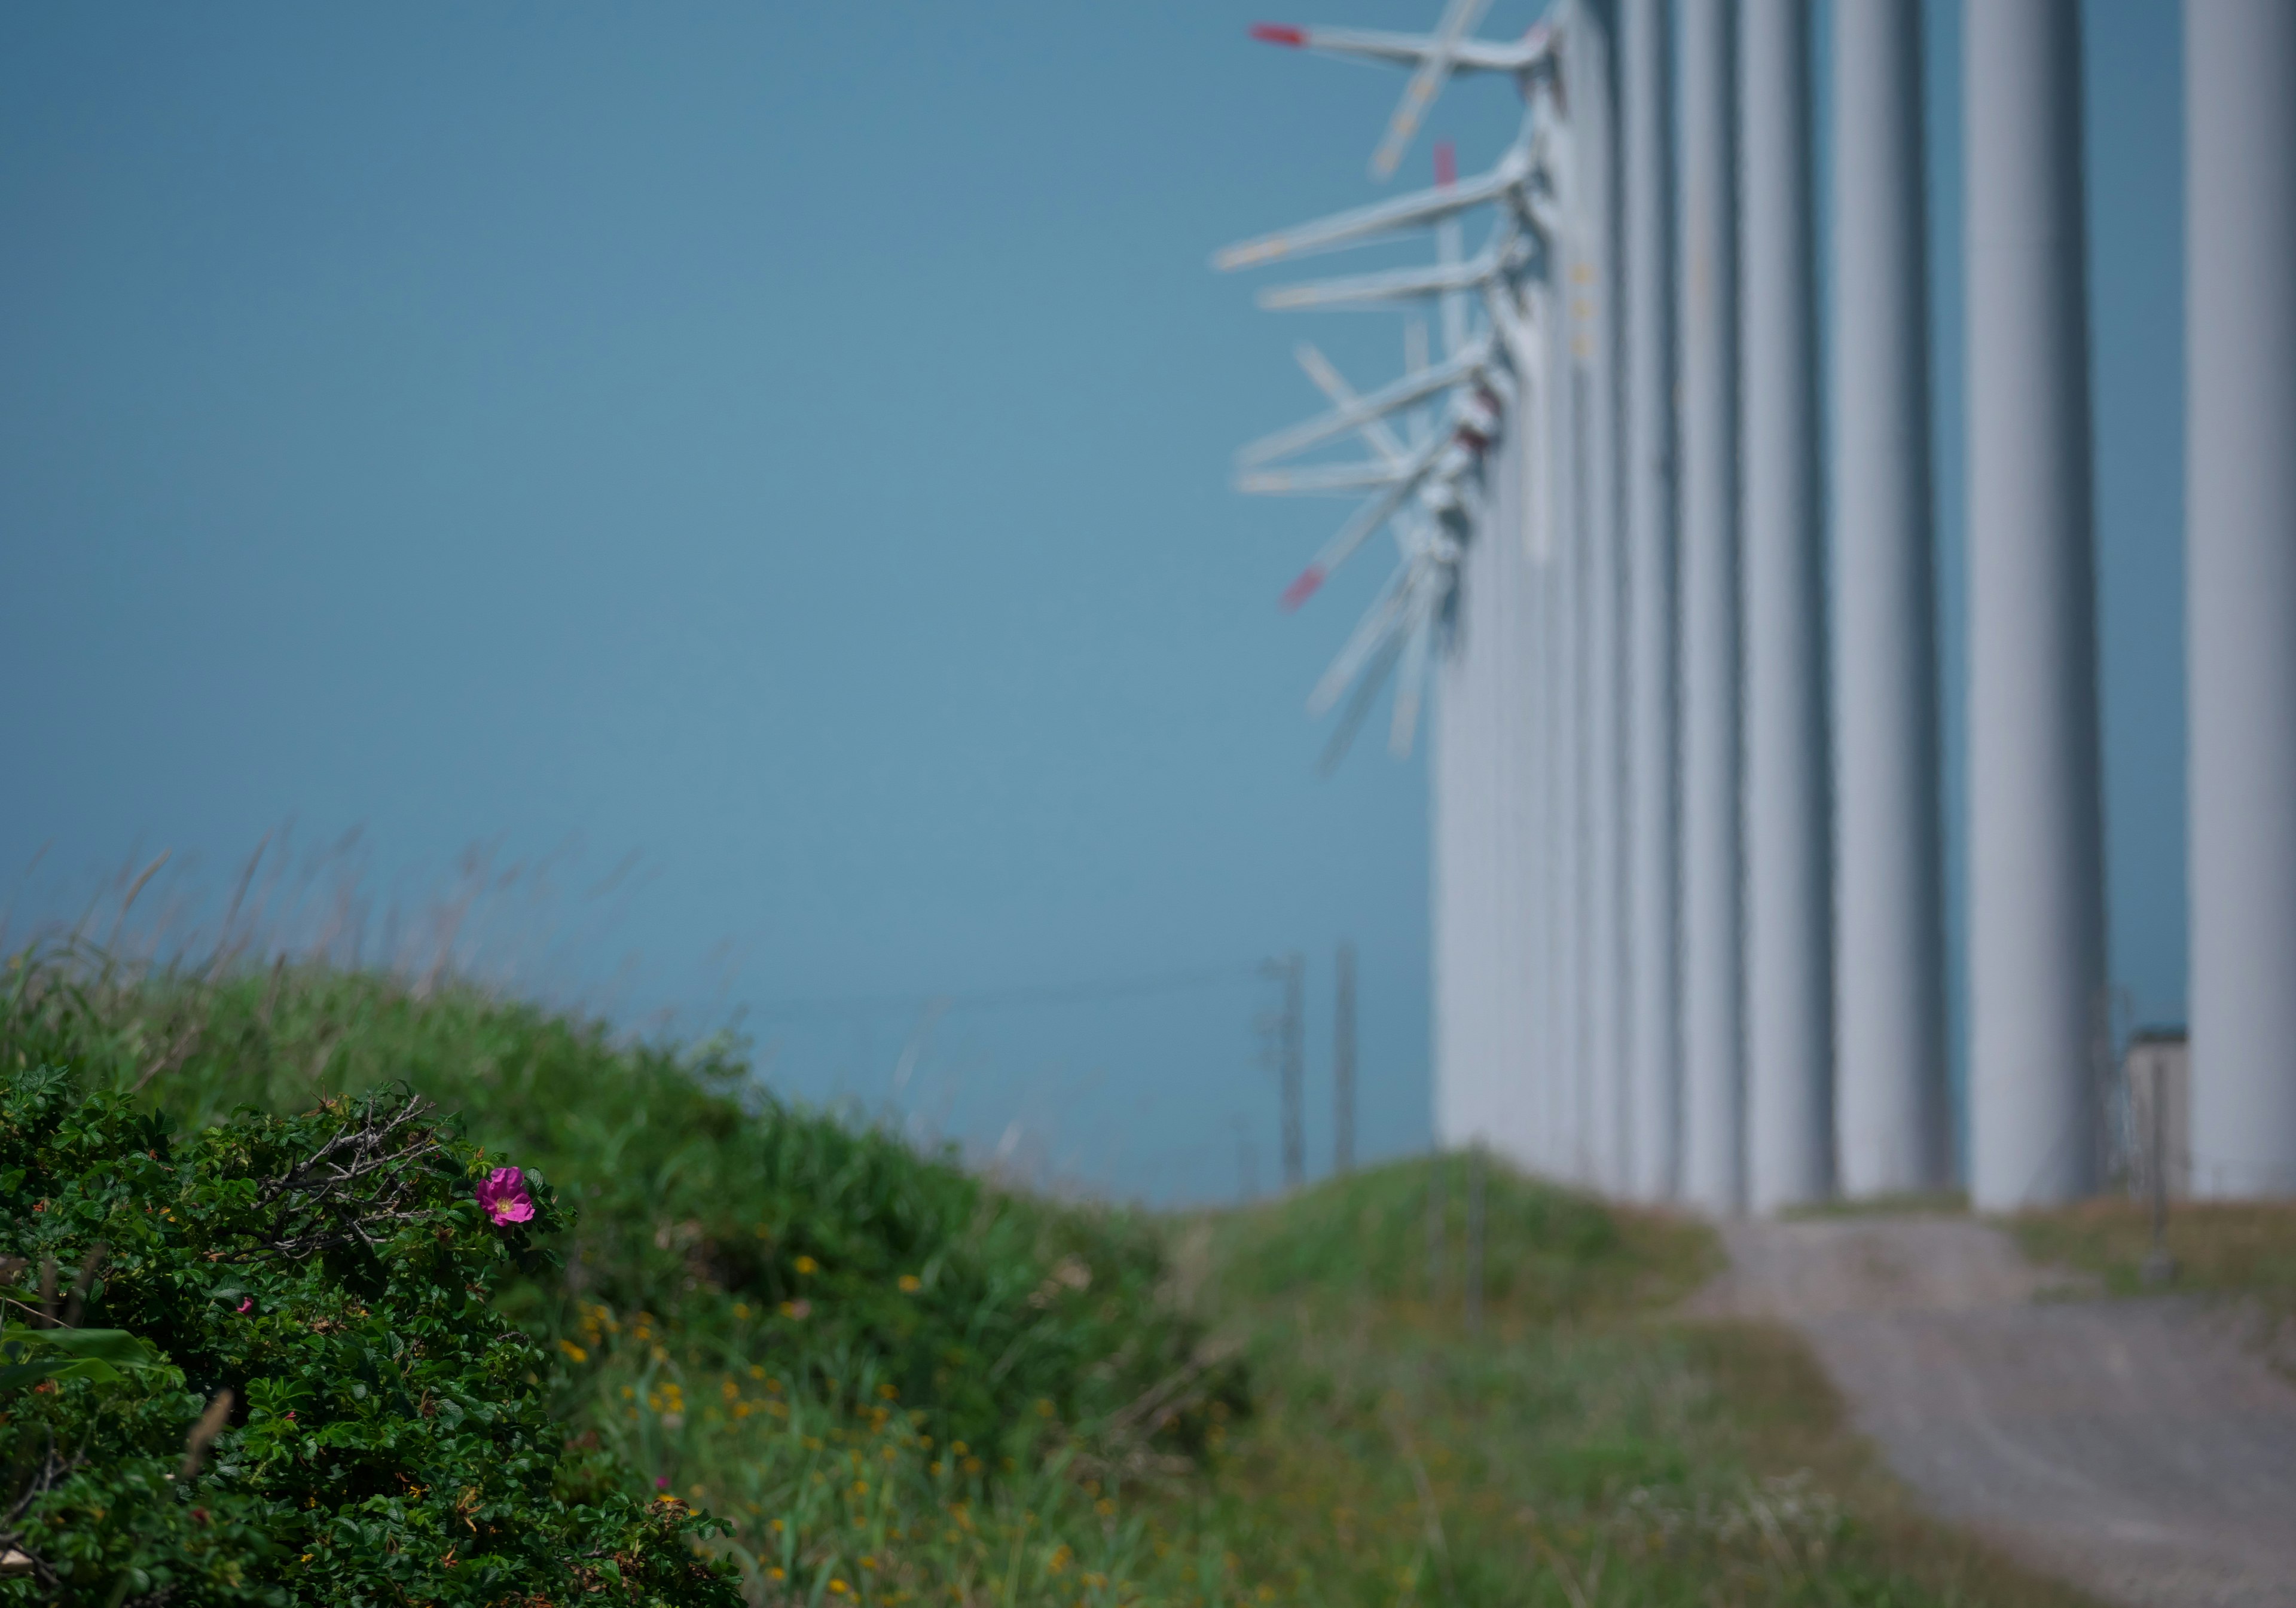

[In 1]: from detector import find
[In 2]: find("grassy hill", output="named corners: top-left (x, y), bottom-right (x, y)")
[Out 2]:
top-left (6, 949), bottom-right (2095, 1607)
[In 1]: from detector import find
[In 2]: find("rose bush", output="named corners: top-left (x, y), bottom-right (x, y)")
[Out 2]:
top-left (0, 1065), bottom-right (740, 1607)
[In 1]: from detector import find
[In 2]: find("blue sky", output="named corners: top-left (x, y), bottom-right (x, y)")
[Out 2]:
top-left (0, 2), bottom-right (2185, 1202)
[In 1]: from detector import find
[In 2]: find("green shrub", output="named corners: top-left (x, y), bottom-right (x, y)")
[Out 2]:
top-left (2, 956), bottom-right (1237, 1467)
top-left (0, 1065), bottom-right (739, 1606)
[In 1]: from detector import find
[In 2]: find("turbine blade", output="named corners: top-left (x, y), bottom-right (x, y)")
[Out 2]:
top-left (1279, 440), bottom-right (1445, 610)
top-left (1317, 626), bottom-right (1409, 777)
top-left (1369, 0), bottom-right (1491, 180)
top-left (1240, 337), bottom-right (1491, 466)
top-left (1258, 248), bottom-right (1501, 311)
top-left (1293, 343), bottom-right (1409, 463)
top-left (1388, 587), bottom-right (1440, 756)
top-left (1251, 21), bottom-right (1540, 75)
top-left (1308, 560), bottom-right (1419, 714)
top-left (1214, 145), bottom-right (1529, 271)
top-left (1238, 461), bottom-right (1408, 496)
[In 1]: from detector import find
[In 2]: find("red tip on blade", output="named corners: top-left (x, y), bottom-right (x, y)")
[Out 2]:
top-left (1434, 142), bottom-right (1457, 186)
top-left (1280, 565), bottom-right (1327, 611)
top-left (1250, 23), bottom-right (1309, 47)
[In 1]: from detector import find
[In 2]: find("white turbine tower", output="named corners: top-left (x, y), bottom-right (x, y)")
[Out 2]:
top-left (1740, 0), bottom-right (1831, 1213)
top-left (1678, 0), bottom-right (1745, 1215)
top-left (2187, 0), bottom-right (2296, 1200)
top-left (1245, 1), bottom-right (1601, 1186)
top-left (1219, 16), bottom-right (1573, 1171)
top-left (1559, 6), bottom-right (1623, 1194)
top-left (1620, 0), bottom-right (1678, 1203)
top-left (1260, 155), bottom-right (1561, 1173)
top-left (1832, 0), bottom-right (1947, 1199)
top-left (1236, 288), bottom-right (1524, 1160)
top-left (1965, 0), bottom-right (2105, 1211)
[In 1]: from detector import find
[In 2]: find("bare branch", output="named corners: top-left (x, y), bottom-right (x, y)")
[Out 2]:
top-left (246, 1092), bottom-right (456, 1258)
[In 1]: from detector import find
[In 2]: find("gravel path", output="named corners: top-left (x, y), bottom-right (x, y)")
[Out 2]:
top-left (1692, 1216), bottom-right (2296, 1608)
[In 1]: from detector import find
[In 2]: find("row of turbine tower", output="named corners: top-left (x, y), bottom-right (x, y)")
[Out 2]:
top-left (1213, 0), bottom-right (2296, 1210)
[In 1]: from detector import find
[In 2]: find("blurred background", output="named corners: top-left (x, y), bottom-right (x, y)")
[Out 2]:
top-left (0, 1), bottom-right (2182, 1203)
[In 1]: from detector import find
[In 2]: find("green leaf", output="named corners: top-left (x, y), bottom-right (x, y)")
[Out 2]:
top-left (0, 1325), bottom-right (166, 1390)
top-left (0, 1353), bottom-right (122, 1389)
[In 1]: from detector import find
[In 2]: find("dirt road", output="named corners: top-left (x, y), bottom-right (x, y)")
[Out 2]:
top-left (1693, 1216), bottom-right (2296, 1608)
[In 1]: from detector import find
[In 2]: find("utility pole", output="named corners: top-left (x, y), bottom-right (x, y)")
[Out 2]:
top-left (1335, 940), bottom-right (1357, 1175)
top-left (1263, 952), bottom-right (1306, 1190)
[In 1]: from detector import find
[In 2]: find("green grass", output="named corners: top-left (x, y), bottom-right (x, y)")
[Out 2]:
top-left (6, 947), bottom-right (2103, 1607)
top-left (1180, 1160), bottom-right (2096, 1608)
top-left (2011, 1197), bottom-right (2296, 1319)
top-left (3, 947), bottom-right (1235, 1604)
top-left (1, 948), bottom-right (1232, 1458)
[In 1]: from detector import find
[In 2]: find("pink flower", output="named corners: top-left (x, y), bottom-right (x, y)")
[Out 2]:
top-left (475, 1166), bottom-right (535, 1226)
top-left (655, 1475), bottom-right (670, 1491)
top-left (236, 1298), bottom-right (254, 1315)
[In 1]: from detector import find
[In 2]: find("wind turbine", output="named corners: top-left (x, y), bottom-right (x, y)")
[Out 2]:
top-left (1236, 170), bottom-right (1558, 763)
top-left (1218, 8), bottom-right (1585, 1199)
top-left (1213, 124), bottom-right (1557, 273)
top-left (1217, 84), bottom-right (1568, 610)
top-left (1247, 329), bottom-right (1474, 766)
top-left (1247, 1), bottom-right (1560, 181)
top-left (1214, 5), bottom-right (1574, 765)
